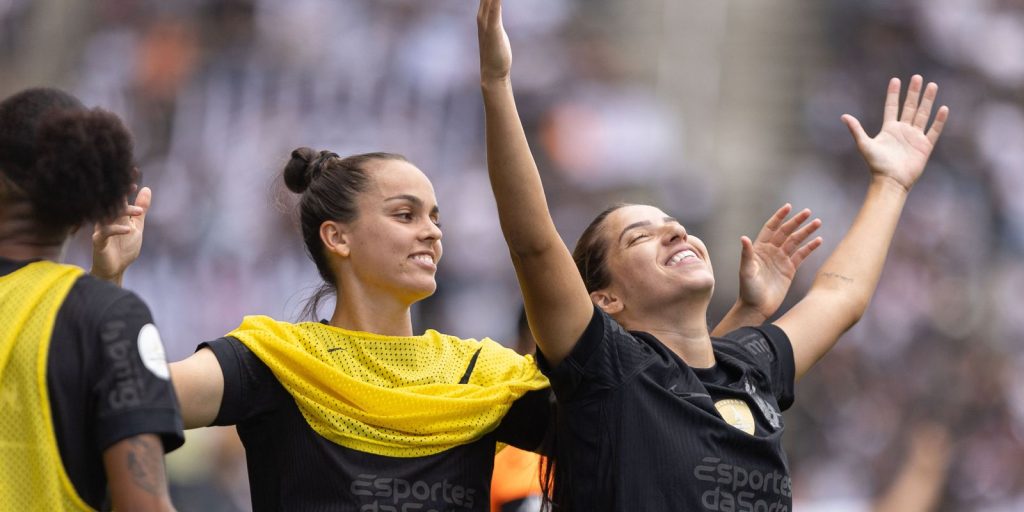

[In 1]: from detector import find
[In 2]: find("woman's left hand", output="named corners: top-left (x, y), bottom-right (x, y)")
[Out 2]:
top-left (91, 186), bottom-right (151, 285)
top-left (842, 75), bottom-right (949, 192)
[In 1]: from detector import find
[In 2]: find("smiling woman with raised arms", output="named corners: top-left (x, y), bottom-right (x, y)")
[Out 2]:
top-left (477, 0), bottom-right (949, 510)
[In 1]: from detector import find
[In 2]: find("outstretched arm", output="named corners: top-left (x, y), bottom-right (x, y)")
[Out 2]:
top-left (712, 204), bottom-right (822, 336)
top-left (478, 0), bottom-right (593, 367)
top-left (169, 348), bottom-right (224, 429)
top-left (776, 75), bottom-right (949, 380)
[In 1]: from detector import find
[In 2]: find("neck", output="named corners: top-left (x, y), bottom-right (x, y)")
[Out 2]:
top-left (330, 282), bottom-right (416, 337)
top-left (0, 200), bottom-right (67, 262)
top-left (616, 296), bottom-right (715, 368)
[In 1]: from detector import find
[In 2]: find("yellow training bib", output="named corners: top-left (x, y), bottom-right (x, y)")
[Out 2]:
top-left (0, 261), bottom-right (91, 511)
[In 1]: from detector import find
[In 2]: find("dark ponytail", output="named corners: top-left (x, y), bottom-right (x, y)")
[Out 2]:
top-left (540, 402), bottom-right (572, 511)
top-left (283, 147), bottom-right (408, 319)
top-left (0, 88), bottom-right (134, 234)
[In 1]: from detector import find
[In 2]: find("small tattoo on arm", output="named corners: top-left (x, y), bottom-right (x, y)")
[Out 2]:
top-left (126, 436), bottom-right (165, 496)
top-left (823, 272), bottom-right (854, 283)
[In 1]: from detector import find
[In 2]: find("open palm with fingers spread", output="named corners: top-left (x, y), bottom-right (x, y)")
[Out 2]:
top-left (739, 204), bottom-right (823, 318)
top-left (842, 75), bottom-right (949, 191)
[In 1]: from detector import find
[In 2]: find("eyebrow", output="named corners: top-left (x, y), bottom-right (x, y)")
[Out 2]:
top-left (618, 216), bottom-right (678, 244)
top-left (384, 194), bottom-right (440, 215)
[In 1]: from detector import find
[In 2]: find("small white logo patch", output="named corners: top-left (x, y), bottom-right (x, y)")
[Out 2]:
top-left (137, 323), bottom-right (170, 380)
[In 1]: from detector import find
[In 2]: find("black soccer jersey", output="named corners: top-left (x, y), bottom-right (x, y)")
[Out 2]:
top-left (537, 306), bottom-right (795, 512)
top-left (0, 258), bottom-right (185, 510)
top-left (203, 336), bottom-right (551, 512)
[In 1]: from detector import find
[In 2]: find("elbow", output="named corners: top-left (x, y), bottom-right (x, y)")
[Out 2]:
top-left (806, 287), bottom-right (872, 331)
top-left (839, 288), bottom-right (873, 327)
top-left (506, 236), bottom-right (557, 262)
top-left (842, 301), bottom-right (868, 331)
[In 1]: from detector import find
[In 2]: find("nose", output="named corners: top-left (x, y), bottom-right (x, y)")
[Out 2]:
top-left (662, 222), bottom-right (687, 245)
top-left (423, 219), bottom-right (443, 242)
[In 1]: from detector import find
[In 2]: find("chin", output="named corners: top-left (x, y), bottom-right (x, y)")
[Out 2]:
top-left (677, 278), bottom-right (714, 303)
top-left (404, 280), bottom-right (437, 303)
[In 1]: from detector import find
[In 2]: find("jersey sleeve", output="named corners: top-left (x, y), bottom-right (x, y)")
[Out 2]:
top-left (90, 292), bottom-right (184, 453)
top-left (716, 324), bottom-right (796, 411)
top-left (535, 306), bottom-right (654, 402)
top-left (493, 388), bottom-right (552, 451)
top-left (200, 336), bottom-right (289, 426)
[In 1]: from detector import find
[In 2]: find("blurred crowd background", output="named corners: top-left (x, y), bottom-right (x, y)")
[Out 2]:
top-left (2, 0), bottom-right (1022, 510)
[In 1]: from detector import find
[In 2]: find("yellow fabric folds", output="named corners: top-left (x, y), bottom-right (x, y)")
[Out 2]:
top-left (0, 261), bottom-right (92, 511)
top-left (228, 316), bottom-right (549, 458)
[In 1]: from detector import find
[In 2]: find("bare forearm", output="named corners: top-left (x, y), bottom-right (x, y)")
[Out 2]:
top-left (480, 77), bottom-right (593, 366)
top-left (104, 434), bottom-right (175, 511)
top-left (481, 79), bottom-right (562, 255)
top-left (712, 301), bottom-right (768, 337)
top-left (810, 176), bottom-right (908, 325)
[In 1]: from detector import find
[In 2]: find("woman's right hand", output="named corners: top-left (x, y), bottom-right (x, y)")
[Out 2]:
top-left (477, 0), bottom-right (512, 83)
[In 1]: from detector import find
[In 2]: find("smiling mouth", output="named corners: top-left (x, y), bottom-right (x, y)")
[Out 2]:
top-left (665, 249), bottom-right (699, 267)
top-left (410, 254), bottom-right (435, 266)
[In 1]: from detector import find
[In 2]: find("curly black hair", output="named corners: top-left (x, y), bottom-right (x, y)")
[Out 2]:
top-left (0, 87), bottom-right (135, 232)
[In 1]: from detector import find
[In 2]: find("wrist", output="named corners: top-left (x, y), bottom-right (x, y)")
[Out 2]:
top-left (480, 76), bottom-right (511, 91)
top-left (869, 174), bottom-right (913, 195)
top-left (90, 267), bottom-right (124, 286)
top-left (732, 299), bottom-right (769, 322)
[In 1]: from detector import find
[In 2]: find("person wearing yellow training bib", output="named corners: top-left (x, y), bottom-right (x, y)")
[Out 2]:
top-left (0, 88), bottom-right (182, 511)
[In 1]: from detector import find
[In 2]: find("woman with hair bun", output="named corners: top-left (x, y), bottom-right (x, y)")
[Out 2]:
top-left (0, 87), bottom-right (181, 511)
top-left (165, 148), bottom-right (552, 511)
top-left (151, 137), bottom-right (808, 509)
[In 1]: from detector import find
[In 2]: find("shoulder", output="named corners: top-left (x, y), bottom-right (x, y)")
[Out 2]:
top-left (712, 324), bottom-right (791, 365)
top-left (62, 274), bottom-right (150, 324)
top-left (52, 274), bottom-right (156, 365)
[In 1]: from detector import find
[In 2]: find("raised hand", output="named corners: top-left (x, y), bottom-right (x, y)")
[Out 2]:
top-left (91, 186), bottom-right (151, 285)
top-left (477, 0), bottom-right (512, 83)
top-left (738, 204), bottom-right (823, 318)
top-left (842, 75), bottom-right (949, 192)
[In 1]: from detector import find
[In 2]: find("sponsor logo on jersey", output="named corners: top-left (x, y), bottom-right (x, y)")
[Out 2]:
top-left (102, 319), bottom-right (143, 409)
top-left (738, 332), bottom-right (773, 362)
top-left (351, 474), bottom-right (477, 511)
top-left (694, 456), bottom-right (791, 512)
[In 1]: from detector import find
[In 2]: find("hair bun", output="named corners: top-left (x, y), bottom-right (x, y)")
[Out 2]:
top-left (283, 146), bottom-right (318, 193)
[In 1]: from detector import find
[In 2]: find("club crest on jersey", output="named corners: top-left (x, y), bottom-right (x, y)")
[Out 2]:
top-left (714, 399), bottom-right (756, 435)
